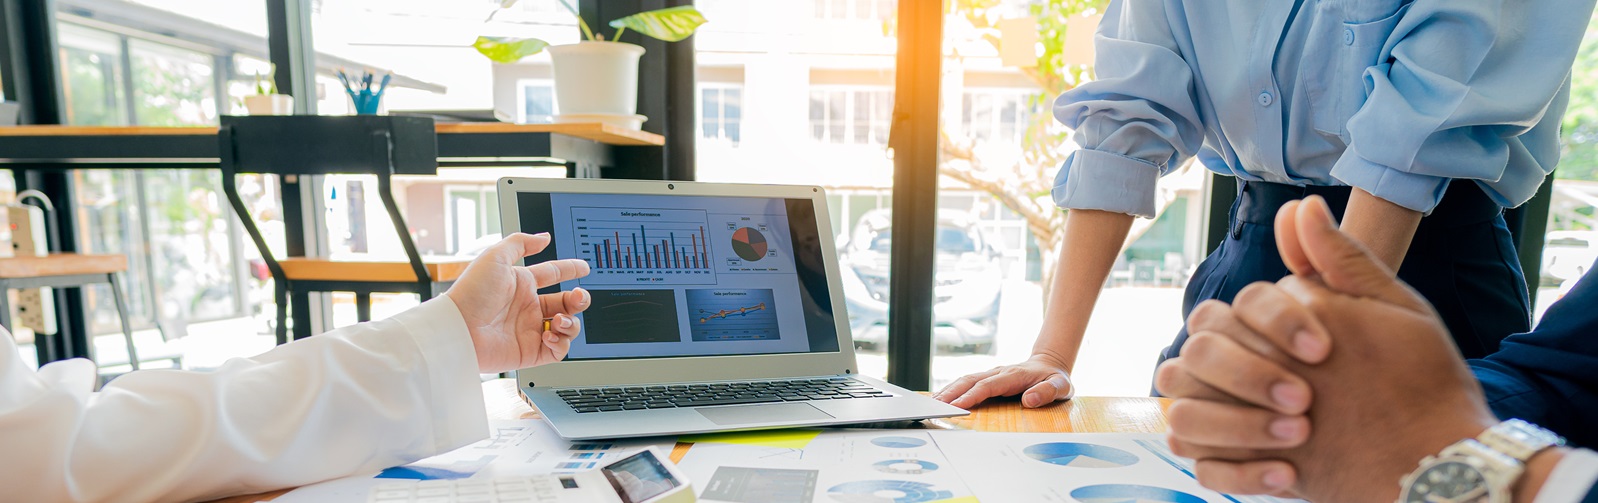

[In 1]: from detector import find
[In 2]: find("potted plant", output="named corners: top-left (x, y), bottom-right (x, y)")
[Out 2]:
top-left (243, 69), bottom-right (294, 116)
top-left (475, 1), bottom-right (706, 129)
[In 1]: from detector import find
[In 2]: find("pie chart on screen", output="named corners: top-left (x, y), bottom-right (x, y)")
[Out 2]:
top-left (1068, 484), bottom-right (1207, 503)
top-left (731, 227), bottom-right (768, 261)
top-left (1022, 443), bottom-right (1138, 468)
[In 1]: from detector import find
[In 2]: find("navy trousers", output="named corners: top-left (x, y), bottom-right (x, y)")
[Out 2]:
top-left (1158, 180), bottom-right (1532, 391)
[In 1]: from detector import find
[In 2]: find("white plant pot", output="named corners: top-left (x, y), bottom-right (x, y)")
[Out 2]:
top-left (548, 41), bottom-right (646, 119)
top-left (244, 94), bottom-right (294, 115)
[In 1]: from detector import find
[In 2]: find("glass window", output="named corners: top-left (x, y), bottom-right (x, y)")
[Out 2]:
top-left (57, 24), bottom-right (129, 126)
top-left (699, 85), bottom-right (742, 146)
top-left (695, 0), bottom-right (897, 381)
top-left (51, 1), bottom-right (273, 372)
top-left (128, 40), bottom-right (217, 126)
top-left (931, 2), bottom-right (1201, 396)
top-left (1536, 11), bottom-right (1598, 322)
top-left (522, 81), bottom-right (554, 123)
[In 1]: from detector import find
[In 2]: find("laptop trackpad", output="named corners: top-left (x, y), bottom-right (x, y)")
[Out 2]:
top-left (697, 403), bottom-right (834, 425)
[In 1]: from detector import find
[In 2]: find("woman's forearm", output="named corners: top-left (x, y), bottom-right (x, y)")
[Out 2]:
top-left (1033, 209), bottom-right (1136, 373)
top-left (1339, 188), bottom-right (1422, 270)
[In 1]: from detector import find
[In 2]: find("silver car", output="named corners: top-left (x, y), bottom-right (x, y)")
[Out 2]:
top-left (839, 209), bottom-right (1005, 354)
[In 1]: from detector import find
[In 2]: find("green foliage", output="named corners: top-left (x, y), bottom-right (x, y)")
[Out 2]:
top-left (473, 36), bottom-right (552, 64)
top-left (608, 6), bottom-right (707, 42)
top-left (1561, 15), bottom-right (1598, 182)
top-left (475, 3), bottom-right (707, 63)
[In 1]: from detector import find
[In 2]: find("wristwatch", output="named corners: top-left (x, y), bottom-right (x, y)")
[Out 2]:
top-left (1397, 419), bottom-right (1564, 503)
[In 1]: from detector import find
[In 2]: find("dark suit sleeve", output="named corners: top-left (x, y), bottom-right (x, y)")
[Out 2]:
top-left (1584, 483), bottom-right (1598, 503)
top-left (1470, 259), bottom-right (1598, 449)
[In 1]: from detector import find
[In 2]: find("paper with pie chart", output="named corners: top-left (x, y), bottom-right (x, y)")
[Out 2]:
top-left (677, 430), bottom-right (1299, 503)
top-left (678, 430), bottom-right (978, 503)
top-left (933, 432), bottom-right (1301, 503)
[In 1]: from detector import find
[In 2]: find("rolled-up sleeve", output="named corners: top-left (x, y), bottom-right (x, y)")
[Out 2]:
top-left (1332, 0), bottom-right (1595, 213)
top-left (1051, 0), bottom-right (1205, 219)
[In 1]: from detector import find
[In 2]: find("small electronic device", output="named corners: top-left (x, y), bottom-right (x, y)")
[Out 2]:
top-left (5, 190), bottom-right (56, 335)
top-left (499, 178), bottom-right (967, 440)
top-left (367, 448), bottom-right (694, 503)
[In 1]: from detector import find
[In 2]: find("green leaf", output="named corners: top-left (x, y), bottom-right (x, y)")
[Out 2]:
top-left (607, 6), bottom-right (707, 42)
top-left (473, 36), bottom-right (550, 63)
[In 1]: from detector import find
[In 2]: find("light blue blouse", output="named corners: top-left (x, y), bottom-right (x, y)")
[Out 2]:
top-left (1052, 0), bottom-right (1594, 217)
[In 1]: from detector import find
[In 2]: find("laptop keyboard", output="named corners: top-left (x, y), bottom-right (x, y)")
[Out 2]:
top-left (555, 377), bottom-right (894, 413)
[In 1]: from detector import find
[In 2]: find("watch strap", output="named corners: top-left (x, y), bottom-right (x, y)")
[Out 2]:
top-left (1478, 419), bottom-right (1564, 462)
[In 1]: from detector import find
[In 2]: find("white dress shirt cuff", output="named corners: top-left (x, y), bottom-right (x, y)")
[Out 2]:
top-left (1052, 148), bottom-right (1162, 219)
top-left (390, 296), bottom-right (488, 454)
top-left (1329, 145), bottom-right (1452, 214)
top-left (1534, 448), bottom-right (1598, 503)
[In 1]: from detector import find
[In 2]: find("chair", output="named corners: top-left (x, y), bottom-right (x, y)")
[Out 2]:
top-left (0, 253), bottom-right (151, 369)
top-left (218, 115), bottom-right (467, 344)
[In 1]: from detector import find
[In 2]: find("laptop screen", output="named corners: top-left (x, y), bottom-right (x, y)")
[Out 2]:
top-left (515, 191), bottom-right (842, 360)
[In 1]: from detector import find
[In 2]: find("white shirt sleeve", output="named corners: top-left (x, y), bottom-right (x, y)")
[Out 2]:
top-left (1534, 449), bottom-right (1598, 503)
top-left (0, 296), bottom-right (489, 503)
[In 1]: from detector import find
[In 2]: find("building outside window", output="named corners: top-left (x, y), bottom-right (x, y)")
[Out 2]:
top-left (808, 87), bottom-right (890, 145)
top-left (700, 84), bottom-right (742, 146)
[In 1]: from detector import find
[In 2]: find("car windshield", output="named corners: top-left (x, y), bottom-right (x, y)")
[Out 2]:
top-left (1549, 238), bottom-right (1591, 247)
top-left (856, 223), bottom-right (982, 253)
top-left (937, 227), bottom-right (978, 253)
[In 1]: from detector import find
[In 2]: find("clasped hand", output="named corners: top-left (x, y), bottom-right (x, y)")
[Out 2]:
top-left (1155, 197), bottom-right (1497, 502)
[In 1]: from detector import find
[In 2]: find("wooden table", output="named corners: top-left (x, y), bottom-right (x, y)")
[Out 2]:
top-left (215, 379), bottom-right (1170, 502)
top-left (0, 122), bottom-right (662, 177)
top-left (0, 253), bottom-right (145, 368)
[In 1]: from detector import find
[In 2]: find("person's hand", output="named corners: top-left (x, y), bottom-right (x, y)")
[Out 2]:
top-left (1158, 197), bottom-right (1498, 502)
top-left (933, 354), bottom-right (1073, 409)
top-left (444, 233), bottom-right (592, 373)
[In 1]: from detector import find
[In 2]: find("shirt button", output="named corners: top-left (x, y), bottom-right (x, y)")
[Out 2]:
top-left (1343, 28), bottom-right (1355, 45)
top-left (1257, 91), bottom-right (1274, 107)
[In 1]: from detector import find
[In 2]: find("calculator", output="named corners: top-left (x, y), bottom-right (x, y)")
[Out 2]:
top-left (367, 447), bottom-right (694, 503)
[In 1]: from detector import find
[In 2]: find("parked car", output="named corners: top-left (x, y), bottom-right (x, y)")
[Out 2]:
top-left (839, 209), bottom-right (1005, 354)
top-left (1540, 231), bottom-right (1598, 286)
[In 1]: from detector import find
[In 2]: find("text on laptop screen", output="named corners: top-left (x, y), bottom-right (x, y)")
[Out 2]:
top-left (516, 191), bottom-right (841, 360)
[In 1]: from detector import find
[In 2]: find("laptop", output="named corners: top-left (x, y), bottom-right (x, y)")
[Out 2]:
top-left (498, 178), bottom-right (968, 440)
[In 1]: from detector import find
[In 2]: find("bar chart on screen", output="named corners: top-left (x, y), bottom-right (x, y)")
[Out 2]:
top-left (570, 206), bottom-right (718, 286)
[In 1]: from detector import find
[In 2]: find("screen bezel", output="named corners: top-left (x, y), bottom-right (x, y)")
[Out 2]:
top-left (501, 178), bottom-right (859, 387)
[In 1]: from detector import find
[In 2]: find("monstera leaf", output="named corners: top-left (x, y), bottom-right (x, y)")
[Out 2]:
top-left (473, 36), bottom-right (550, 63)
top-left (608, 6), bottom-right (707, 42)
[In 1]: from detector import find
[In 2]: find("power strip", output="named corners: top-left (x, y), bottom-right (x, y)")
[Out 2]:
top-left (8, 204), bottom-right (56, 335)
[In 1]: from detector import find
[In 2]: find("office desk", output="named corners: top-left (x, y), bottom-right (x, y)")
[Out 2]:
top-left (213, 379), bottom-right (1170, 503)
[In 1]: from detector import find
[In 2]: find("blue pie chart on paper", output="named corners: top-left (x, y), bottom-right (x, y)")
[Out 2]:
top-left (1022, 442), bottom-right (1139, 468)
top-left (827, 480), bottom-right (953, 503)
top-left (1069, 484), bottom-right (1207, 503)
top-left (873, 459), bottom-right (939, 474)
top-left (870, 436), bottom-right (927, 449)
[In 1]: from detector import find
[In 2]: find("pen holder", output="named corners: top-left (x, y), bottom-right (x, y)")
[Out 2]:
top-left (349, 90), bottom-right (382, 115)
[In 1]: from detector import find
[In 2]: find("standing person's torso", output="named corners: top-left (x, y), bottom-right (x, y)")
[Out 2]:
top-left (1172, 0), bottom-right (1414, 184)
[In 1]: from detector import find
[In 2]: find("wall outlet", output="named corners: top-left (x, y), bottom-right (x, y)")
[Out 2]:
top-left (7, 204), bottom-right (55, 335)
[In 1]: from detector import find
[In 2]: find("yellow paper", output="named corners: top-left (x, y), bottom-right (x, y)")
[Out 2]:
top-left (678, 429), bottom-right (822, 449)
top-left (998, 17), bottom-right (1040, 68)
top-left (1062, 14), bottom-right (1103, 65)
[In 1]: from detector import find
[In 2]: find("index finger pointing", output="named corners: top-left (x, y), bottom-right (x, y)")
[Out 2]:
top-left (528, 258), bottom-right (591, 288)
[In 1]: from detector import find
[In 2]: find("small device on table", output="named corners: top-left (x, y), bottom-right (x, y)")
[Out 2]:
top-left (367, 447), bottom-right (694, 503)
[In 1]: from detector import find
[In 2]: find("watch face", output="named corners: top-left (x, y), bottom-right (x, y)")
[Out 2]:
top-left (1404, 461), bottom-right (1489, 503)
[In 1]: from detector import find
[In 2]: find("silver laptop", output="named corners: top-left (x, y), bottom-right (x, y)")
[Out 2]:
top-left (498, 178), bottom-right (968, 440)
